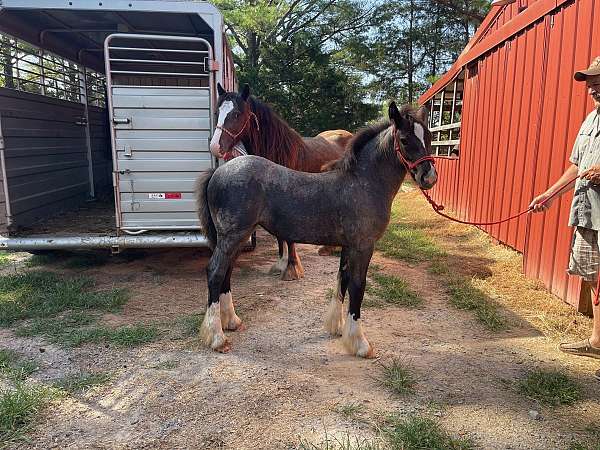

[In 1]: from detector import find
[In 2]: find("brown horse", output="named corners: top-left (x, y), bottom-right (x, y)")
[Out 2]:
top-left (209, 83), bottom-right (352, 280)
top-left (317, 129), bottom-right (354, 151)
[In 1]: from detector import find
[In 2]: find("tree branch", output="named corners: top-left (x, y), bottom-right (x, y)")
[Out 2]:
top-left (225, 22), bottom-right (248, 54)
top-left (429, 0), bottom-right (485, 23)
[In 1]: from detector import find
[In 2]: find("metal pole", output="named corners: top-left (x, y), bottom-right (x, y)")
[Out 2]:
top-left (0, 234), bottom-right (212, 251)
top-left (39, 49), bottom-right (46, 96)
top-left (0, 114), bottom-right (13, 228)
top-left (80, 66), bottom-right (95, 199)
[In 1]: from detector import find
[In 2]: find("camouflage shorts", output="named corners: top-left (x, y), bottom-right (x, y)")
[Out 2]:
top-left (568, 227), bottom-right (600, 282)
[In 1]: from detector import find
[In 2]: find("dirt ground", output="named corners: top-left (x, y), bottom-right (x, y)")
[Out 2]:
top-left (2, 195), bottom-right (600, 449)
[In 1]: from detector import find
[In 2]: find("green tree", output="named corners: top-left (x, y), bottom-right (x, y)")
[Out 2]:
top-left (211, 0), bottom-right (379, 133)
top-left (339, 0), bottom-right (490, 104)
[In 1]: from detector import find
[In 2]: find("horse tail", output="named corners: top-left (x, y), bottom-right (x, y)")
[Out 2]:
top-left (195, 169), bottom-right (217, 250)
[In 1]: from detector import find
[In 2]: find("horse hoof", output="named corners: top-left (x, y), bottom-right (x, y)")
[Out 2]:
top-left (222, 311), bottom-right (244, 331)
top-left (281, 261), bottom-right (305, 281)
top-left (225, 320), bottom-right (245, 332)
top-left (214, 338), bottom-right (232, 353)
top-left (281, 265), bottom-right (304, 281)
top-left (358, 344), bottom-right (375, 359)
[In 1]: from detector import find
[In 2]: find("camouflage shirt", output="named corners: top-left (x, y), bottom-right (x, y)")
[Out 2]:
top-left (569, 109), bottom-right (600, 230)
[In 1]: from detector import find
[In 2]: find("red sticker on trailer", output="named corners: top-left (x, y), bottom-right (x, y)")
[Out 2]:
top-left (165, 192), bottom-right (182, 199)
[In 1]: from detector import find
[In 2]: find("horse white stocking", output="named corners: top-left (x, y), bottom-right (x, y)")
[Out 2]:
top-left (219, 291), bottom-right (243, 331)
top-left (269, 242), bottom-right (288, 274)
top-left (324, 275), bottom-right (345, 336)
top-left (199, 302), bottom-right (230, 352)
top-left (342, 313), bottom-right (373, 358)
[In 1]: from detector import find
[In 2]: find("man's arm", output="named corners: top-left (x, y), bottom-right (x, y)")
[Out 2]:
top-left (529, 164), bottom-right (579, 212)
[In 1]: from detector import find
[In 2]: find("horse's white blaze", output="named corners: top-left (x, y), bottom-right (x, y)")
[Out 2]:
top-left (210, 100), bottom-right (235, 153)
top-left (199, 302), bottom-right (227, 350)
top-left (414, 122), bottom-right (426, 148)
top-left (324, 275), bottom-right (345, 336)
top-left (342, 313), bottom-right (372, 358)
top-left (219, 291), bottom-right (242, 331)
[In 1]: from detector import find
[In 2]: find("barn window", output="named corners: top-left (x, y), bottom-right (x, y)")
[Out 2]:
top-left (426, 71), bottom-right (463, 158)
top-left (0, 32), bottom-right (105, 107)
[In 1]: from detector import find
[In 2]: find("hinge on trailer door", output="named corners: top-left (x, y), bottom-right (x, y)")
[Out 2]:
top-left (123, 144), bottom-right (132, 157)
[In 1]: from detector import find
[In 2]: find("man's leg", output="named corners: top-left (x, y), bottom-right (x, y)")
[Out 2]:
top-left (590, 282), bottom-right (600, 348)
top-left (560, 228), bottom-right (600, 358)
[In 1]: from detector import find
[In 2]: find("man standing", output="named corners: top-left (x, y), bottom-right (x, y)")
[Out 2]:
top-left (529, 57), bottom-right (600, 381)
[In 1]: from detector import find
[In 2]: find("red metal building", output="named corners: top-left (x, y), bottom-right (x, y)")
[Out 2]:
top-left (419, 0), bottom-right (600, 310)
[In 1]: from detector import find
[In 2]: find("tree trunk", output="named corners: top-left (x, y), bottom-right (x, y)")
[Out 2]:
top-left (407, 0), bottom-right (415, 103)
top-left (463, 0), bottom-right (471, 45)
top-left (1, 38), bottom-right (15, 89)
top-left (246, 31), bottom-right (259, 70)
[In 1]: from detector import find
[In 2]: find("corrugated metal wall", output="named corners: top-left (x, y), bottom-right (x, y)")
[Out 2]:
top-left (428, 0), bottom-right (600, 307)
top-left (0, 88), bottom-right (111, 228)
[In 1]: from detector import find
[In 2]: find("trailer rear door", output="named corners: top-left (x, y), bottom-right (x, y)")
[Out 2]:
top-left (105, 34), bottom-right (215, 231)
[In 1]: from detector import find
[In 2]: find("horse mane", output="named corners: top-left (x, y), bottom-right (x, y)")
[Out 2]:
top-left (329, 105), bottom-right (423, 173)
top-left (245, 96), bottom-right (308, 170)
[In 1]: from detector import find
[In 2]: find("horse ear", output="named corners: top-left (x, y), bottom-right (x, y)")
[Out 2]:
top-left (388, 101), bottom-right (400, 121)
top-left (415, 105), bottom-right (429, 124)
top-left (217, 82), bottom-right (226, 96)
top-left (241, 84), bottom-right (250, 101)
top-left (389, 101), bottom-right (410, 131)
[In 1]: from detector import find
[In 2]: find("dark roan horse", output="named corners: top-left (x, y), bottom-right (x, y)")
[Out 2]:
top-left (209, 83), bottom-right (351, 281)
top-left (196, 102), bottom-right (437, 357)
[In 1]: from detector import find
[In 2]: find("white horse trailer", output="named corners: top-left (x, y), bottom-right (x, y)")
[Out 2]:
top-left (0, 0), bottom-right (237, 251)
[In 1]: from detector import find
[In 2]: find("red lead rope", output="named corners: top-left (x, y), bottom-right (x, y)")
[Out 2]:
top-left (418, 175), bottom-right (600, 306)
top-left (393, 132), bottom-right (597, 306)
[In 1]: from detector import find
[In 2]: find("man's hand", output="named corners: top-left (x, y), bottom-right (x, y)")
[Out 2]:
top-left (529, 192), bottom-right (554, 212)
top-left (581, 165), bottom-right (600, 184)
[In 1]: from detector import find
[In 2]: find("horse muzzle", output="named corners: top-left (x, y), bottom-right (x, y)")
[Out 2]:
top-left (415, 163), bottom-right (438, 190)
top-left (215, 143), bottom-right (248, 162)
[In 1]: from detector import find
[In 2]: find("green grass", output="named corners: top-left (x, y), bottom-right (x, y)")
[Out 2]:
top-left (298, 432), bottom-right (383, 450)
top-left (25, 252), bottom-right (67, 267)
top-left (446, 278), bottom-right (508, 331)
top-left (384, 415), bottom-right (474, 450)
top-left (0, 253), bottom-right (11, 267)
top-left (517, 369), bottom-right (582, 406)
top-left (378, 359), bottom-right (416, 395)
top-left (152, 360), bottom-right (179, 370)
top-left (333, 402), bottom-right (364, 420)
top-left (568, 442), bottom-right (600, 450)
top-left (108, 324), bottom-right (160, 347)
top-left (0, 350), bottom-right (38, 381)
top-left (428, 259), bottom-right (451, 276)
top-left (366, 272), bottom-right (423, 308)
top-left (175, 313), bottom-right (204, 338)
top-left (0, 382), bottom-right (58, 446)
top-left (0, 271), bottom-right (128, 326)
top-left (54, 372), bottom-right (111, 394)
top-left (376, 223), bottom-right (446, 263)
top-left (16, 315), bottom-right (160, 348)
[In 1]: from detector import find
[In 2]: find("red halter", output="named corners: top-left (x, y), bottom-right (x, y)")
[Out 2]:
top-left (392, 126), bottom-right (436, 171)
top-left (216, 110), bottom-right (260, 141)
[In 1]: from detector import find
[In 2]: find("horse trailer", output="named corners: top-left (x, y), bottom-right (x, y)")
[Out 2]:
top-left (0, 0), bottom-right (237, 252)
